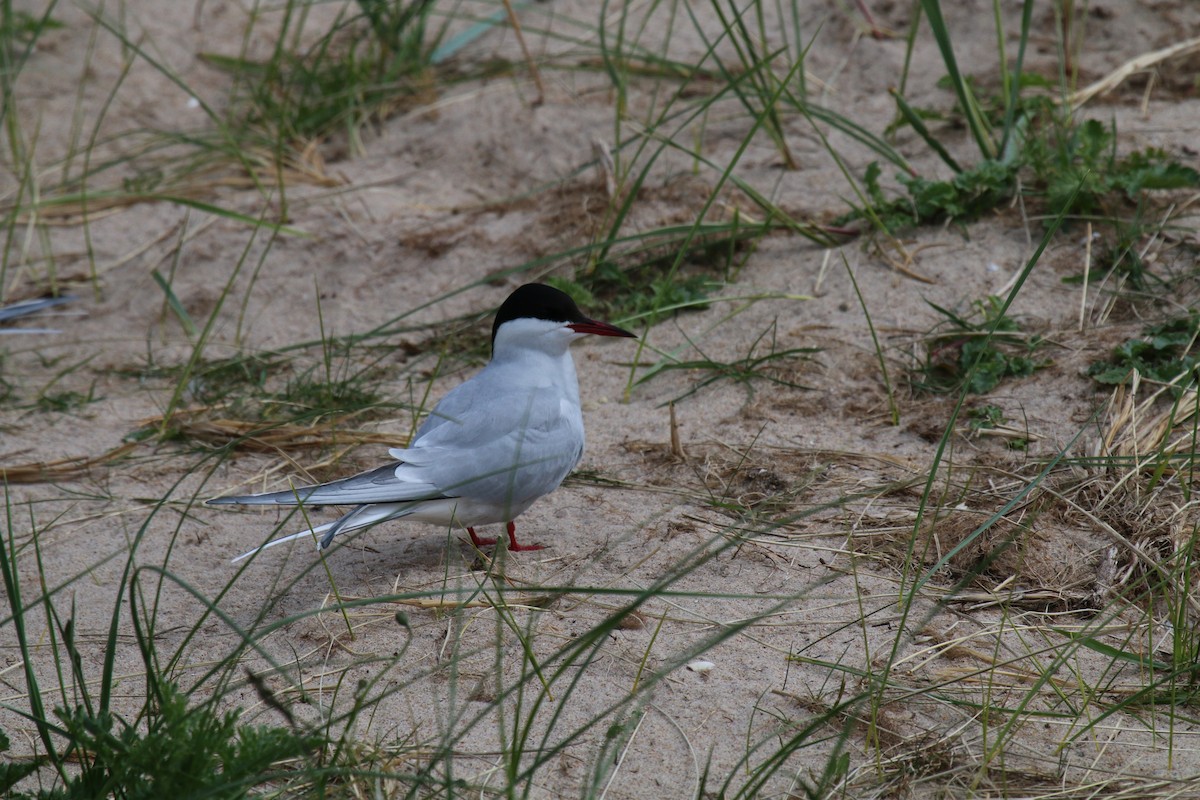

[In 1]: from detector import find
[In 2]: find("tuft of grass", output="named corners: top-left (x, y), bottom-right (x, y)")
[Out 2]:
top-left (121, 349), bottom-right (394, 446)
top-left (635, 319), bottom-right (817, 405)
top-left (541, 219), bottom-right (765, 330)
top-left (560, 270), bottom-right (718, 327)
top-left (1062, 205), bottom-right (1171, 294)
top-left (34, 387), bottom-right (101, 414)
top-left (856, 97), bottom-right (1198, 235)
top-left (13, 680), bottom-right (319, 800)
top-left (207, 0), bottom-right (446, 160)
top-left (845, 1), bottom-right (1198, 236)
top-left (264, 358), bottom-right (387, 423)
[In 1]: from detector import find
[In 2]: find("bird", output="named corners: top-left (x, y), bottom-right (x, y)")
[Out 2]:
top-left (209, 283), bottom-right (637, 562)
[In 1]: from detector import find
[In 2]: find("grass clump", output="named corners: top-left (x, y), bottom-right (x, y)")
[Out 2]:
top-left (210, 0), bottom-right (445, 157)
top-left (1064, 210), bottom-right (1169, 292)
top-left (845, 0), bottom-right (1199, 236)
top-left (263, 359), bottom-right (388, 423)
top-left (855, 100), bottom-right (1199, 235)
top-left (0, 7), bottom-right (63, 47)
top-left (547, 221), bottom-right (760, 327)
top-left (917, 296), bottom-right (1048, 394)
top-left (180, 349), bottom-right (388, 424)
top-left (554, 269), bottom-right (718, 328)
top-left (636, 319), bottom-right (817, 405)
top-left (35, 387), bottom-right (101, 414)
top-left (8, 680), bottom-right (319, 799)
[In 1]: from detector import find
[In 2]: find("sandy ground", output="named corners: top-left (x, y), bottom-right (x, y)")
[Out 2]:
top-left (4, 0), bottom-right (1200, 796)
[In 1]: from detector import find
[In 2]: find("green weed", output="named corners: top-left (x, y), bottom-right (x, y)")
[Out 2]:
top-left (1025, 113), bottom-right (1200, 217)
top-left (1088, 312), bottom-right (1200, 390)
top-left (966, 403), bottom-right (1029, 450)
top-left (636, 319), bottom-right (817, 405)
top-left (9, 680), bottom-right (319, 799)
top-left (264, 359), bottom-right (387, 423)
top-left (847, 2), bottom-right (1198, 236)
top-left (916, 296), bottom-right (1049, 394)
top-left (966, 403), bottom-right (1006, 432)
top-left (847, 158), bottom-right (1016, 232)
top-left (34, 388), bottom-right (100, 414)
top-left (544, 221), bottom-right (762, 329)
top-left (856, 99), bottom-right (1198, 235)
top-left (1063, 206), bottom-right (1169, 292)
top-left (170, 354), bottom-right (275, 408)
top-left (123, 350), bottom-right (391, 433)
top-left (0, 6), bottom-right (62, 47)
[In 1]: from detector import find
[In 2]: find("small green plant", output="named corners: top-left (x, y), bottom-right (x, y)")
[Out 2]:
top-left (966, 403), bottom-right (1029, 450)
top-left (264, 360), bottom-right (386, 422)
top-left (21, 680), bottom-right (319, 800)
top-left (966, 403), bottom-right (1006, 432)
top-left (0, 728), bottom-right (40, 795)
top-left (856, 97), bottom-right (1198, 236)
top-left (35, 387), bottom-right (100, 414)
top-left (181, 354), bottom-right (275, 408)
top-left (124, 349), bottom-right (390, 431)
top-left (211, 0), bottom-right (444, 154)
top-left (917, 296), bottom-right (1048, 394)
top-left (593, 269), bottom-right (717, 326)
top-left (848, 158), bottom-right (1016, 232)
top-left (835, 0), bottom-right (1032, 235)
top-left (636, 319), bottom-right (817, 404)
top-left (848, 1), bottom-right (1198, 236)
top-left (546, 222), bottom-right (761, 328)
top-left (0, 7), bottom-right (63, 47)
top-left (1087, 313), bottom-right (1200, 390)
top-left (1062, 207), bottom-right (1166, 292)
top-left (1025, 114), bottom-right (1200, 217)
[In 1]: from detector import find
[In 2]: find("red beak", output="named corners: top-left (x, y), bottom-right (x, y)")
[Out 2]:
top-left (568, 319), bottom-right (637, 338)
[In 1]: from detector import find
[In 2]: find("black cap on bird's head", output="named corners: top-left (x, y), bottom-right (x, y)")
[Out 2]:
top-left (490, 284), bottom-right (636, 350)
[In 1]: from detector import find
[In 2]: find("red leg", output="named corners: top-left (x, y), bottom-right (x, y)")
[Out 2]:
top-left (467, 527), bottom-right (497, 547)
top-left (505, 520), bottom-right (545, 552)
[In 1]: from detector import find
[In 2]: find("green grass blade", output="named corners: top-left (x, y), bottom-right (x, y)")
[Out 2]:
top-left (919, 0), bottom-right (995, 159)
top-left (889, 87), bottom-right (962, 173)
top-left (151, 269), bottom-right (198, 339)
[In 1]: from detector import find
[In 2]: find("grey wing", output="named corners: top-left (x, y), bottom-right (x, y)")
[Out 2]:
top-left (393, 383), bottom-right (583, 503)
top-left (207, 461), bottom-right (447, 507)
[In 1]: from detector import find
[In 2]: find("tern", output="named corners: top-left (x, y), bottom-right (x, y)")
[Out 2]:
top-left (209, 283), bottom-right (636, 562)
